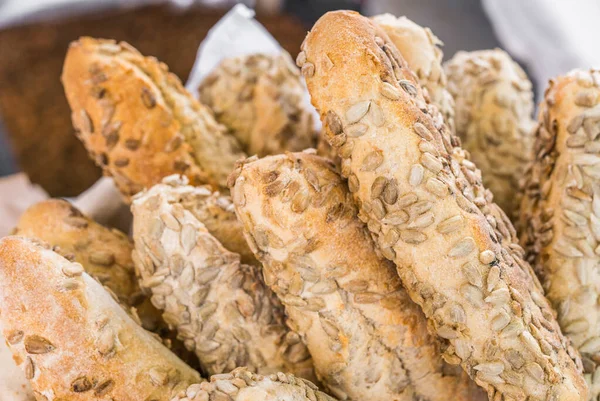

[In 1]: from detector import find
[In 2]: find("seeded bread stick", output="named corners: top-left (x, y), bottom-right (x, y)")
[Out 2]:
top-left (230, 151), bottom-right (485, 401)
top-left (520, 69), bottom-right (600, 398)
top-left (172, 367), bottom-right (335, 401)
top-left (373, 14), bottom-right (455, 134)
top-left (445, 50), bottom-right (536, 218)
top-left (0, 236), bottom-right (201, 401)
top-left (199, 53), bottom-right (317, 157)
top-left (131, 176), bottom-right (315, 380)
top-left (62, 37), bottom-right (245, 200)
top-left (299, 10), bottom-right (587, 401)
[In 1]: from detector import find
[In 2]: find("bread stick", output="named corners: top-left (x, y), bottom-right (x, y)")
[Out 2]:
top-left (520, 69), bottom-right (600, 398)
top-left (299, 10), bottom-right (586, 401)
top-left (445, 50), bottom-right (536, 218)
top-left (199, 53), bottom-right (317, 157)
top-left (131, 176), bottom-right (315, 379)
top-left (373, 14), bottom-right (455, 134)
top-left (230, 151), bottom-right (485, 401)
top-left (62, 37), bottom-right (245, 199)
top-left (172, 367), bottom-right (334, 401)
top-left (0, 236), bottom-right (201, 401)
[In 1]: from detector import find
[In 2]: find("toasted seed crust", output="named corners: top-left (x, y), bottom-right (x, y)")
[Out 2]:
top-left (199, 53), bottom-right (317, 157)
top-left (0, 236), bottom-right (201, 401)
top-left (373, 14), bottom-right (455, 134)
top-left (445, 49), bottom-right (536, 218)
top-left (520, 69), bottom-right (600, 399)
top-left (230, 151), bottom-right (485, 401)
top-left (301, 10), bottom-right (586, 401)
top-left (172, 367), bottom-right (334, 401)
top-left (172, 184), bottom-right (258, 266)
top-left (131, 176), bottom-right (315, 380)
top-left (62, 37), bottom-right (245, 200)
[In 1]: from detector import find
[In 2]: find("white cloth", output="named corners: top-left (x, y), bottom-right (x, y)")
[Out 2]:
top-left (482, 0), bottom-right (600, 101)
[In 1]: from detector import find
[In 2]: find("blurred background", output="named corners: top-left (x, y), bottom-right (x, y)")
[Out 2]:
top-left (0, 0), bottom-right (598, 196)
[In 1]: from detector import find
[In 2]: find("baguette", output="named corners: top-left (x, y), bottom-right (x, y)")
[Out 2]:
top-left (445, 50), bottom-right (536, 218)
top-left (373, 14), bottom-right (455, 134)
top-left (62, 37), bottom-right (245, 199)
top-left (172, 367), bottom-right (335, 401)
top-left (520, 69), bottom-right (600, 398)
top-left (299, 10), bottom-right (586, 401)
top-left (199, 53), bottom-right (317, 157)
top-left (230, 151), bottom-right (485, 401)
top-left (131, 176), bottom-right (315, 379)
top-left (0, 236), bottom-right (201, 401)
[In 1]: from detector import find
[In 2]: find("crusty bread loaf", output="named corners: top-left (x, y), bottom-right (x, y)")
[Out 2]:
top-left (299, 10), bottom-right (587, 401)
top-left (199, 53), bottom-right (317, 157)
top-left (373, 14), bottom-right (455, 134)
top-left (131, 176), bottom-right (315, 380)
top-left (12, 199), bottom-right (200, 367)
top-left (173, 184), bottom-right (257, 266)
top-left (0, 236), bottom-right (201, 401)
top-left (230, 151), bottom-right (485, 401)
top-left (445, 49), bottom-right (536, 218)
top-left (62, 37), bottom-right (245, 200)
top-left (172, 367), bottom-right (334, 401)
top-left (0, 331), bottom-right (34, 401)
top-left (520, 69), bottom-right (600, 399)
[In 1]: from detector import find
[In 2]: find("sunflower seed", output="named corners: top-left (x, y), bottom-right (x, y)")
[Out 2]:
top-left (409, 164), bottom-right (424, 186)
top-left (338, 141), bottom-right (354, 157)
top-left (301, 63), bottom-right (315, 77)
top-left (346, 123), bottom-right (368, 137)
top-left (382, 210), bottom-right (409, 225)
top-left (141, 87), bottom-right (156, 109)
top-left (72, 376), bottom-right (93, 392)
top-left (346, 101), bottom-right (371, 124)
top-left (491, 311), bottom-right (511, 331)
top-left (461, 261), bottom-right (483, 287)
top-left (325, 111), bottom-right (343, 135)
top-left (160, 212), bottom-right (181, 231)
top-left (371, 177), bottom-right (387, 198)
top-left (397, 192), bottom-right (418, 208)
top-left (448, 237), bottom-right (476, 258)
top-left (348, 174), bottom-right (359, 193)
top-left (381, 82), bottom-right (401, 100)
top-left (479, 250), bottom-right (496, 265)
top-left (370, 102), bottom-right (385, 127)
top-left (180, 224), bottom-right (196, 255)
top-left (400, 229), bottom-right (427, 244)
top-left (398, 80), bottom-right (417, 97)
top-left (421, 153), bottom-right (443, 173)
top-left (407, 212), bottom-right (434, 229)
top-left (426, 177), bottom-right (447, 197)
top-left (474, 361), bottom-right (504, 376)
top-left (320, 318), bottom-right (339, 339)
top-left (520, 330), bottom-right (542, 354)
top-left (487, 265), bottom-right (500, 292)
top-left (437, 326), bottom-right (459, 339)
top-left (460, 283), bottom-right (483, 307)
top-left (310, 280), bottom-right (338, 294)
top-left (454, 339), bottom-right (471, 360)
top-left (525, 362), bottom-right (544, 383)
top-left (449, 304), bottom-right (466, 324)
top-left (6, 330), bottom-right (24, 344)
top-left (568, 114), bottom-right (585, 133)
top-left (97, 328), bottom-right (115, 356)
top-left (361, 151), bottom-right (384, 171)
top-left (24, 335), bottom-right (55, 354)
top-left (485, 288), bottom-right (510, 305)
top-left (413, 122), bottom-right (433, 141)
top-left (437, 215), bottom-right (463, 234)
top-left (62, 262), bottom-right (84, 277)
top-left (575, 90), bottom-right (598, 107)
top-left (382, 179), bottom-right (398, 204)
top-left (79, 109), bottom-right (94, 133)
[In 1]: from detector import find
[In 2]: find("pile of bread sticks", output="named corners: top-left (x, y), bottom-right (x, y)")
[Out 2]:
top-left (1, 9), bottom-right (599, 401)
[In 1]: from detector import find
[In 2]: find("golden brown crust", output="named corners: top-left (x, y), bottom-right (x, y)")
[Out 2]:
top-left (520, 69), bottom-right (600, 398)
top-left (12, 199), bottom-right (199, 368)
top-left (0, 236), bottom-right (201, 401)
top-left (372, 14), bottom-right (455, 134)
top-left (300, 10), bottom-right (586, 401)
top-left (61, 37), bottom-right (245, 200)
top-left (131, 176), bottom-right (315, 380)
top-left (445, 49), bottom-right (536, 218)
top-left (199, 53), bottom-right (317, 157)
top-left (231, 151), bottom-right (485, 401)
